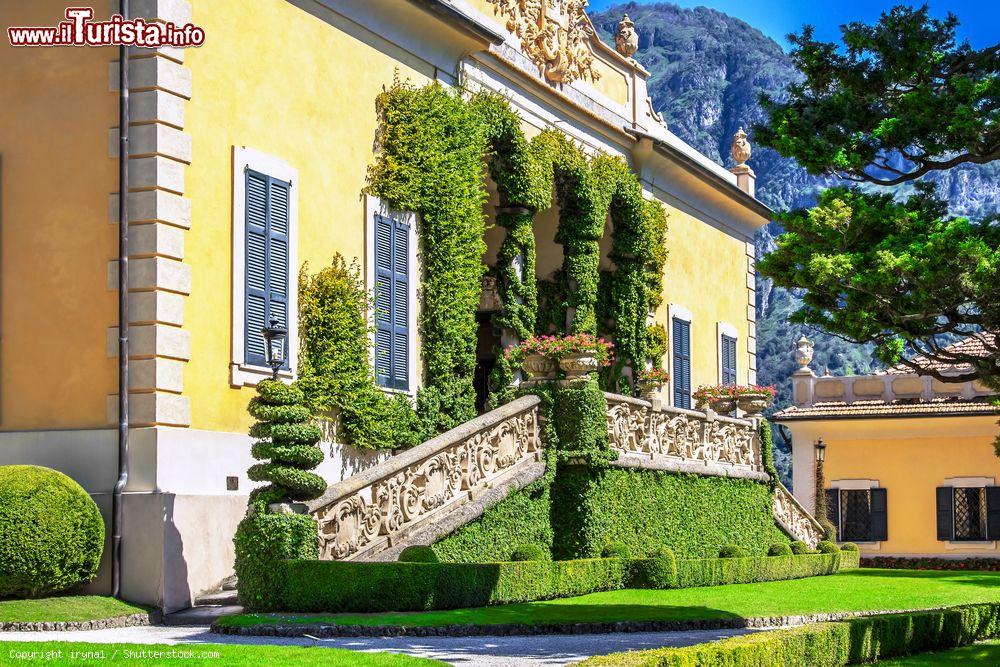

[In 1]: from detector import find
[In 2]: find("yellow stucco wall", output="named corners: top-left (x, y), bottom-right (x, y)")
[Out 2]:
top-left (183, 0), bottom-right (434, 433)
top-left (791, 417), bottom-right (1000, 556)
top-left (0, 1), bottom-right (117, 429)
top-left (659, 208), bottom-right (752, 390)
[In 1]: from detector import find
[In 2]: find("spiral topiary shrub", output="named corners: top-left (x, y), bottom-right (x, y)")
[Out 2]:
top-left (768, 543), bottom-right (794, 556)
top-left (817, 540), bottom-right (841, 554)
top-left (790, 540), bottom-right (812, 555)
top-left (399, 546), bottom-right (439, 563)
top-left (840, 542), bottom-right (860, 552)
top-left (246, 379), bottom-right (326, 505)
top-left (0, 465), bottom-right (104, 598)
top-left (509, 544), bottom-right (548, 562)
top-left (719, 544), bottom-right (749, 558)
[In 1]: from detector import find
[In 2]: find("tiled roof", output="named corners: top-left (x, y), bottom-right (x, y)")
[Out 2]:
top-left (882, 336), bottom-right (994, 375)
top-left (773, 397), bottom-right (999, 421)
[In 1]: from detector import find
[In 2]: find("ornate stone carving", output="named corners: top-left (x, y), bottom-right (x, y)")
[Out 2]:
top-left (312, 398), bottom-right (540, 560)
top-left (487, 0), bottom-right (601, 84)
top-left (731, 126), bottom-right (751, 165)
top-left (606, 400), bottom-right (648, 454)
top-left (773, 483), bottom-right (824, 547)
top-left (614, 13), bottom-right (638, 57)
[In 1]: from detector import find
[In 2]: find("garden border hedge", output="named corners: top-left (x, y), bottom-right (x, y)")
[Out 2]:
top-left (579, 602), bottom-right (1000, 666)
top-left (264, 552), bottom-right (858, 614)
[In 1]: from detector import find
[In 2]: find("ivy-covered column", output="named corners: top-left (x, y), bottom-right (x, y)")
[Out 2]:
top-left (495, 205), bottom-right (537, 347)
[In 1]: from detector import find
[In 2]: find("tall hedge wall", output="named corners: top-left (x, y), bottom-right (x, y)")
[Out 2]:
top-left (550, 466), bottom-right (789, 559)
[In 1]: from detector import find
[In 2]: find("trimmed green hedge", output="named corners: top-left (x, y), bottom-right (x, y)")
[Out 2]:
top-left (550, 467), bottom-right (789, 559)
top-left (675, 552), bottom-right (856, 588)
top-left (579, 603), bottom-right (1000, 666)
top-left (279, 558), bottom-right (632, 613)
top-left (0, 465), bottom-right (105, 598)
top-left (251, 552), bottom-right (857, 613)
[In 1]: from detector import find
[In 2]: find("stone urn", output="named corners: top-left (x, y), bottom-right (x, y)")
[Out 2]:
top-left (558, 353), bottom-right (600, 382)
top-left (522, 353), bottom-right (557, 382)
top-left (637, 382), bottom-right (662, 401)
top-left (709, 397), bottom-right (737, 414)
top-left (737, 393), bottom-right (773, 415)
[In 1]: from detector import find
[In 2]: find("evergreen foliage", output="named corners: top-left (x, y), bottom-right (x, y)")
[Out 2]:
top-left (297, 255), bottom-right (420, 449)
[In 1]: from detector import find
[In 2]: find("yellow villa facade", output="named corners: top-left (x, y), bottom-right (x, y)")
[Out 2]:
top-left (776, 337), bottom-right (1000, 559)
top-left (1, 0), bottom-right (770, 610)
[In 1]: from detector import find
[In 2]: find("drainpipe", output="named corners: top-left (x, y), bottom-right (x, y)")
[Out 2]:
top-left (112, 0), bottom-right (130, 599)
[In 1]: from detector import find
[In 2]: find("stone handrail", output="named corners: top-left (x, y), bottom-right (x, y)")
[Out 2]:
top-left (308, 394), bottom-right (542, 560)
top-left (604, 393), bottom-right (767, 481)
top-left (773, 481), bottom-right (824, 547)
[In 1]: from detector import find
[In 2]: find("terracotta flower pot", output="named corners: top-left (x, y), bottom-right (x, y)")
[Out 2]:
top-left (522, 353), bottom-right (557, 382)
top-left (737, 393), bottom-right (772, 415)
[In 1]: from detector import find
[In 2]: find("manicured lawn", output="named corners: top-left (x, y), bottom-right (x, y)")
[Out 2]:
top-left (873, 639), bottom-right (1000, 665)
top-left (219, 569), bottom-right (1000, 630)
top-left (0, 596), bottom-right (147, 623)
top-left (0, 642), bottom-right (443, 666)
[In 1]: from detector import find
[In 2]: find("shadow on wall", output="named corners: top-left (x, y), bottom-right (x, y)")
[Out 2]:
top-left (318, 413), bottom-right (393, 481)
top-left (162, 493), bottom-right (191, 613)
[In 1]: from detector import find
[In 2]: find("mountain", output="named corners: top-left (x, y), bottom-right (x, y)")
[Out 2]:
top-left (591, 2), bottom-right (1000, 482)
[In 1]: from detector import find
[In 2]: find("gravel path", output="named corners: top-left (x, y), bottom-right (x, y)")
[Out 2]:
top-left (0, 624), bottom-right (756, 666)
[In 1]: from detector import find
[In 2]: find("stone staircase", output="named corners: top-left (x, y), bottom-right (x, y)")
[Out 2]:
top-left (163, 578), bottom-right (241, 626)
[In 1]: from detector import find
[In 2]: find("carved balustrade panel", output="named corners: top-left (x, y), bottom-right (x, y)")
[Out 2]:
top-left (773, 483), bottom-right (824, 547)
top-left (605, 394), bottom-right (760, 473)
top-left (312, 399), bottom-right (540, 560)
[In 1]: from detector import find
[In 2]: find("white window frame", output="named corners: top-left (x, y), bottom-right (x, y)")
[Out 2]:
top-left (230, 146), bottom-right (299, 387)
top-left (365, 195), bottom-right (418, 398)
top-left (942, 477), bottom-right (997, 550)
top-left (667, 304), bottom-right (693, 409)
top-left (717, 321), bottom-right (738, 385)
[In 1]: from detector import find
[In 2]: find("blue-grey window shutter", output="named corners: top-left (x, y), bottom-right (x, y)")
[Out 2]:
top-left (870, 487), bottom-right (888, 541)
top-left (936, 487), bottom-right (954, 541)
top-left (391, 218), bottom-right (409, 391)
top-left (722, 334), bottom-right (737, 386)
top-left (244, 168), bottom-right (290, 369)
top-left (374, 215), bottom-right (393, 388)
top-left (673, 318), bottom-right (691, 409)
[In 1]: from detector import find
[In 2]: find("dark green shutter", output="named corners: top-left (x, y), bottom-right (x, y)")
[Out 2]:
top-left (826, 488), bottom-right (840, 540)
top-left (870, 487), bottom-right (888, 541)
top-left (721, 334), bottom-right (737, 385)
top-left (673, 318), bottom-right (691, 409)
top-left (986, 487), bottom-right (1000, 541)
top-left (936, 487), bottom-right (954, 541)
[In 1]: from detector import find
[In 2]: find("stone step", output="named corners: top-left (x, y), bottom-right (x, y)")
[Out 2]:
top-left (194, 590), bottom-right (239, 606)
top-left (163, 603), bottom-right (243, 627)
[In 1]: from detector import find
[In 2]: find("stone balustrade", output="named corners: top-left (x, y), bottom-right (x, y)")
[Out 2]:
top-left (792, 370), bottom-right (993, 408)
top-left (308, 395), bottom-right (541, 561)
top-left (773, 481), bottom-right (824, 547)
top-left (604, 393), bottom-right (767, 482)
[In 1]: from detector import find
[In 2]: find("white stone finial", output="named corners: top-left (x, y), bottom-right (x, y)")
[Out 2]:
top-left (615, 14), bottom-right (639, 58)
top-left (795, 335), bottom-right (815, 371)
top-left (731, 126), bottom-right (752, 165)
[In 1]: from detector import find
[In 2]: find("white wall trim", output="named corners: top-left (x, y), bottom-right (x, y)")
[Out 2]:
top-left (717, 321), bottom-right (738, 385)
top-left (667, 304), bottom-right (693, 408)
top-left (830, 479), bottom-right (880, 490)
top-left (942, 476), bottom-right (995, 488)
top-left (231, 146), bottom-right (299, 387)
top-left (364, 195), bottom-right (419, 399)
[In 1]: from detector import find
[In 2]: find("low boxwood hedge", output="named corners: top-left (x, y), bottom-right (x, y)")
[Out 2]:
top-left (579, 602), bottom-right (1000, 666)
top-left (256, 551), bottom-right (858, 613)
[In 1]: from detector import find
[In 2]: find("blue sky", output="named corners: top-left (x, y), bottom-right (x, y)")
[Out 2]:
top-left (587, 0), bottom-right (999, 50)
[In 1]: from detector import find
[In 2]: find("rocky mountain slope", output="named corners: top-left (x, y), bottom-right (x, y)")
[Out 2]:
top-left (591, 2), bottom-right (1000, 480)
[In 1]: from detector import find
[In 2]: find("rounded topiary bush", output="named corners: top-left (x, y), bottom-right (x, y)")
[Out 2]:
top-left (509, 544), bottom-right (547, 562)
top-left (790, 540), bottom-right (811, 555)
top-left (635, 547), bottom-right (677, 589)
top-left (601, 543), bottom-right (630, 559)
top-left (719, 544), bottom-right (749, 558)
top-left (0, 465), bottom-right (104, 598)
top-left (768, 543), bottom-right (793, 556)
top-left (840, 542), bottom-right (860, 552)
top-left (817, 540), bottom-right (841, 554)
top-left (399, 545), bottom-right (439, 563)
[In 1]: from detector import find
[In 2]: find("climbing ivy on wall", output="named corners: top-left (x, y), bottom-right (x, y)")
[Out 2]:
top-left (367, 82), bottom-right (488, 436)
